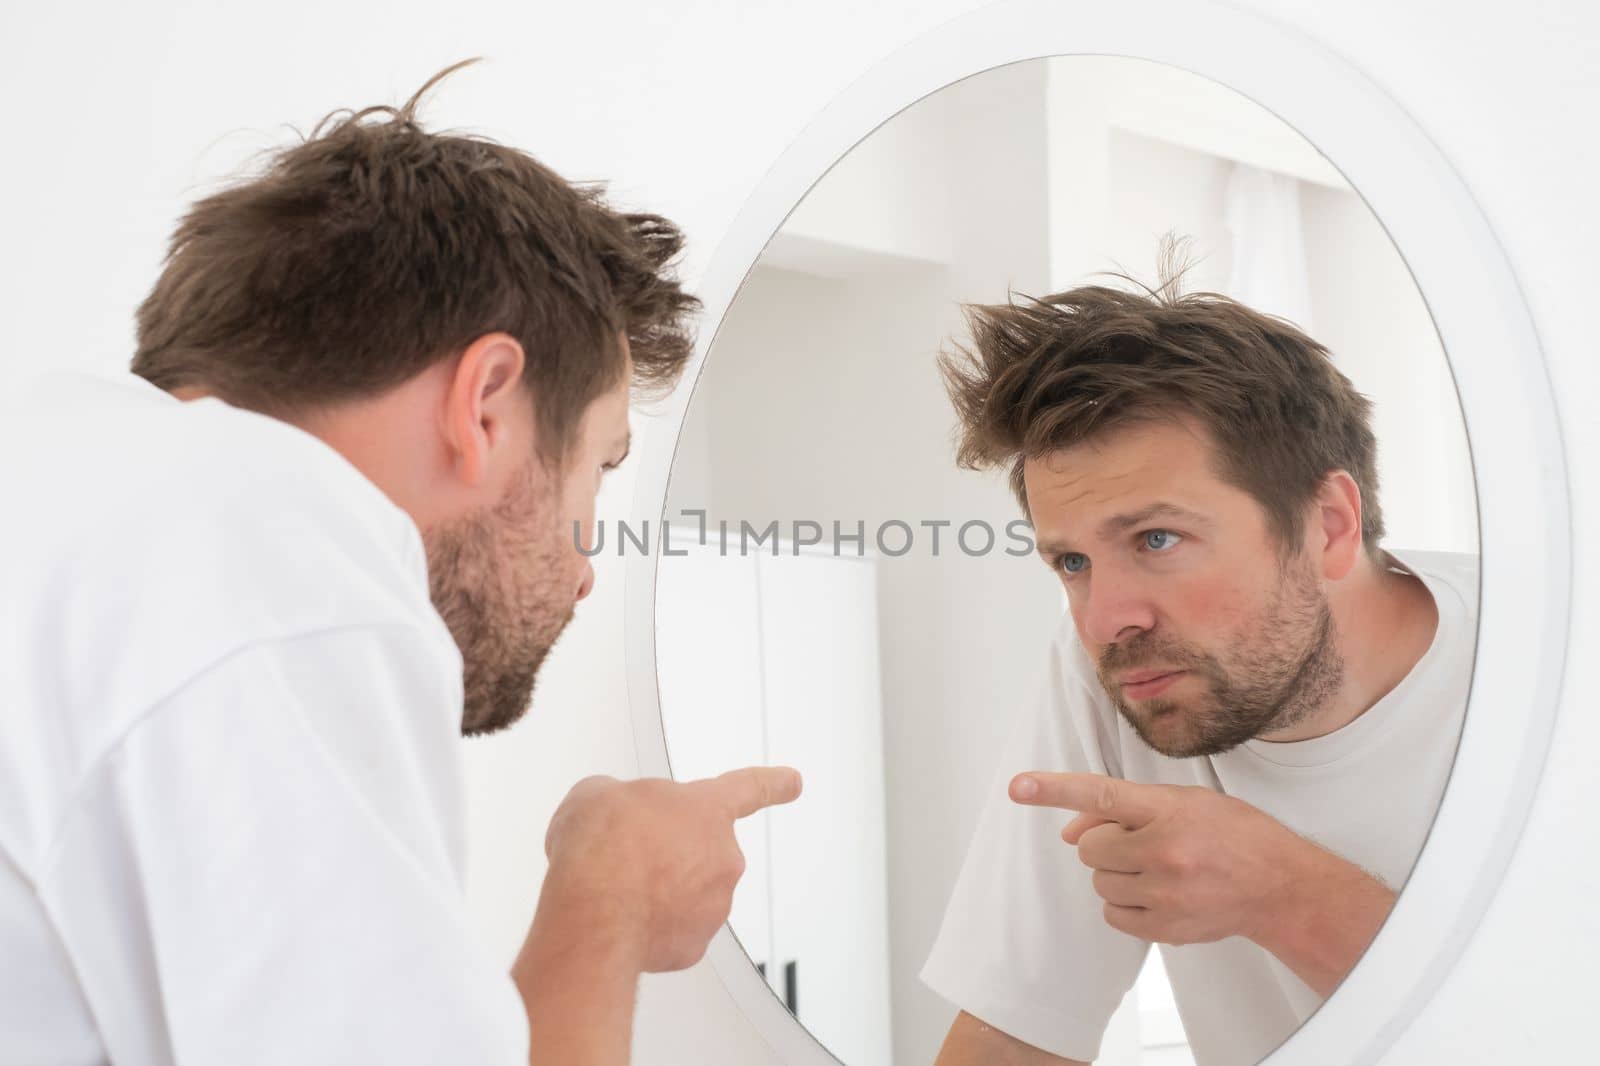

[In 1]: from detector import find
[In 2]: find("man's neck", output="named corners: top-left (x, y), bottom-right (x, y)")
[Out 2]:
top-left (171, 383), bottom-right (429, 529)
top-left (1260, 551), bottom-right (1439, 744)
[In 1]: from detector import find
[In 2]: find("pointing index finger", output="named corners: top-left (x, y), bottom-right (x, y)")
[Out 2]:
top-left (713, 766), bottom-right (804, 819)
top-left (1010, 772), bottom-right (1164, 830)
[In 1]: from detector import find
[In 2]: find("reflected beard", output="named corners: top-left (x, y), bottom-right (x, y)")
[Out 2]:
top-left (424, 460), bottom-right (577, 737)
top-left (1097, 561), bottom-right (1345, 758)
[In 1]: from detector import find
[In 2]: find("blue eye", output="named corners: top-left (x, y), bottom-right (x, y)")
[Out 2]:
top-left (1060, 552), bottom-right (1089, 574)
top-left (1143, 529), bottom-right (1183, 551)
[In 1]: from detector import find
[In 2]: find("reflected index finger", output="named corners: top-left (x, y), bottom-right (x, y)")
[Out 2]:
top-left (1010, 771), bottom-right (1165, 830)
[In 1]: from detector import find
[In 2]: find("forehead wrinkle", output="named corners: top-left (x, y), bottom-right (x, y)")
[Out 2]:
top-left (1049, 464), bottom-right (1143, 513)
top-left (1030, 418), bottom-right (1223, 555)
top-left (1032, 470), bottom-right (1151, 556)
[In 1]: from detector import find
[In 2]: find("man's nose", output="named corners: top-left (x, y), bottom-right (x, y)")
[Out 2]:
top-left (1079, 578), bottom-right (1156, 647)
top-left (574, 559), bottom-right (596, 603)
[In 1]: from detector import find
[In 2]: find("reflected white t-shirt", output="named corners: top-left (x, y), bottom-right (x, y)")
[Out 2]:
top-left (0, 370), bottom-right (528, 1065)
top-left (921, 549), bottom-right (1477, 1065)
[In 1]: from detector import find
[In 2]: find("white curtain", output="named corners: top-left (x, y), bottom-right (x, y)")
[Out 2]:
top-left (1222, 162), bottom-right (1315, 332)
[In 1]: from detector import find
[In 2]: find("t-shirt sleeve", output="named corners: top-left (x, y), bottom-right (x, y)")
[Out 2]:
top-left (919, 622), bottom-right (1149, 1062)
top-left (37, 625), bottom-right (528, 1066)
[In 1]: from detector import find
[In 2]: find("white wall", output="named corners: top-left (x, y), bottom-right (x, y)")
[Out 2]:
top-left (4, 3), bottom-right (1595, 1064)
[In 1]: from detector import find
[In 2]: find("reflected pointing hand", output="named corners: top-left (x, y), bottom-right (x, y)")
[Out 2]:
top-left (1006, 770), bottom-right (1399, 996)
top-left (1009, 770), bottom-right (1314, 948)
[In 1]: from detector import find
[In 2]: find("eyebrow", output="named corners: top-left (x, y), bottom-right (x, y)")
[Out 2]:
top-left (1035, 502), bottom-right (1208, 557)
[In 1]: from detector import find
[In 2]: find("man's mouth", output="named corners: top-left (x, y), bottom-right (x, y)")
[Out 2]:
top-left (1117, 669), bottom-right (1186, 700)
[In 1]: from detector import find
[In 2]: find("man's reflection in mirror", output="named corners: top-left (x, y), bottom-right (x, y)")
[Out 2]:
top-left (925, 258), bottom-right (1477, 1066)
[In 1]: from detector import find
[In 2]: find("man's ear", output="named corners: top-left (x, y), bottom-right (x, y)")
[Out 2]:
top-left (1310, 470), bottom-right (1365, 581)
top-left (440, 332), bottom-right (527, 488)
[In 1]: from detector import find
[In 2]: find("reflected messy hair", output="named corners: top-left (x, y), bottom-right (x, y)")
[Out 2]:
top-left (131, 58), bottom-right (700, 463)
top-left (939, 240), bottom-right (1384, 554)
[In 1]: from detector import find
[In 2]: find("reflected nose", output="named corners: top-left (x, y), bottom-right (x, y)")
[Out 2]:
top-left (574, 559), bottom-right (596, 603)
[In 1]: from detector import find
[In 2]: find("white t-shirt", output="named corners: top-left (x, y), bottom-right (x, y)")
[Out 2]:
top-left (0, 370), bottom-right (528, 1065)
top-left (921, 549), bottom-right (1477, 1065)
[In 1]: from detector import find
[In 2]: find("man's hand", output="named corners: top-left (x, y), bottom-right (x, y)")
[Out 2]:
top-left (1011, 771), bottom-right (1395, 996)
top-left (514, 767), bottom-right (802, 1065)
top-left (542, 767), bottom-right (802, 971)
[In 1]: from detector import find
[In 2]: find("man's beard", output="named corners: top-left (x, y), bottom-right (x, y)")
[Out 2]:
top-left (423, 459), bottom-right (577, 736)
top-left (1096, 556), bottom-right (1345, 758)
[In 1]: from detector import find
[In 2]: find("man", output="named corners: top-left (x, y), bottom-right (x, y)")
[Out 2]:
top-left (0, 63), bottom-right (798, 1065)
top-left (921, 280), bottom-right (1477, 1065)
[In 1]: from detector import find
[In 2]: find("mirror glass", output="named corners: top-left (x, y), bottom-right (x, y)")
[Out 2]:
top-left (653, 56), bottom-right (1478, 1066)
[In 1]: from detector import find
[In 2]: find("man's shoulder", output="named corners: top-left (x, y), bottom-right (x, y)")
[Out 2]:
top-left (1385, 546), bottom-right (1480, 627)
top-left (3, 370), bottom-right (445, 720)
top-left (1386, 547), bottom-right (1479, 592)
top-left (8, 369), bottom-right (426, 598)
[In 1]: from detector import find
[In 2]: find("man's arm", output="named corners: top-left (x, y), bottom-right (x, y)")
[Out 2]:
top-left (511, 876), bottom-right (641, 1065)
top-left (44, 619), bottom-right (799, 1066)
top-left (1246, 840), bottom-right (1396, 997)
top-left (934, 1011), bottom-right (1090, 1066)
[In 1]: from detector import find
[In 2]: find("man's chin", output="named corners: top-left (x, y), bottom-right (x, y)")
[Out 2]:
top-left (460, 658), bottom-right (544, 737)
top-left (1120, 700), bottom-right (1239, 759)
top-left (461, 697), bottom-right (534, 737)
top-left (460, 617), bottom-right (574, 737)
top-left (1125, 706), bottom-right (1189, 757)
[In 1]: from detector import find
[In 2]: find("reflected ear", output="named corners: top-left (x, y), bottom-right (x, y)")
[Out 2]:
top-left (1313, 470), bottom-right (1365, 581)
top-left (441, 332), bottom-right (527, 488)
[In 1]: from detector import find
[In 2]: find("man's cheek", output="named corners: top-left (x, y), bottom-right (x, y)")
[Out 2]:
top-left (1164, 577), bottom-right (1245, 634)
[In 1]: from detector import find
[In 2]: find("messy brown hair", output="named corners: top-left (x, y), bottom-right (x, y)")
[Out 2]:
top-left (941, 259), bottom-right (1384, 554)
top-left (131, 58), bottom-right (699, 463)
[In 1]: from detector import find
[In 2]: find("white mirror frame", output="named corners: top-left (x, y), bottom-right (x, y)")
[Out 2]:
top-left (625, 1), bottom-right (1572, 1062)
